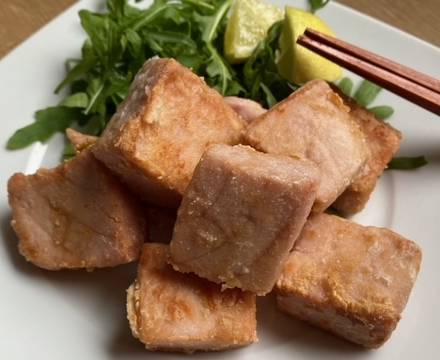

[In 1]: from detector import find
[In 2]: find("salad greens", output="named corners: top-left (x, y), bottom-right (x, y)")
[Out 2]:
top-left (338, 78), bottom-right (392, 120)
top-left (309, 0), bottom-right (330, 14)
top-left (388, 156), bottom-right (428, 170)
top-left (8, 0), bottom-right (244, 150)
top-left (8, 0), bottom-right (291, 151)
top-left (7, 107), bottom-right (87, 150)
top-left (368, 105), bottom-right (394, 120)
top-left (6, 0), bottom-right (425, 169)
top-left (243, 21), bottom-right (296, 107)
top-left (337, 78), bottom-right (427, 168)
top-left (337, 77), bottom-right (354, 97)
top-left (353, 80), bottom-right (382, 107)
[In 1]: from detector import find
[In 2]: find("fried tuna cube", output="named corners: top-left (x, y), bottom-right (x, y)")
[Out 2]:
top-left (8, 149), bottom-right (145, 270)
top-left (127, 243), bottom-right (257, 352)
top-left (224, 96), bottom-right (266, 123)
top-left (332, 97), bottom-right (402, 214)
top-left (276, 213), bottom-right (422, 348)
top-left (170, 144), bottom-right (319, 295)
top-left (93, 58), bottom-right (244, 208)
top-left (244, 80), bottom-right (368, 213)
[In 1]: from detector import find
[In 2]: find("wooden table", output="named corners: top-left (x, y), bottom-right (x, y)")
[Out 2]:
top-left (0, 0), bottom-right (439, 58)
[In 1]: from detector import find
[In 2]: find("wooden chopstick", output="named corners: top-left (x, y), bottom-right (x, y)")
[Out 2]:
top-left (297, 28), bottom-right (440, 116)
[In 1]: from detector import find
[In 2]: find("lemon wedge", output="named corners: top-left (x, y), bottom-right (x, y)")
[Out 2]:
top-left (224, 0), bottom-right (283, 64)
top-left (277, 6), bottom-right (342, 84)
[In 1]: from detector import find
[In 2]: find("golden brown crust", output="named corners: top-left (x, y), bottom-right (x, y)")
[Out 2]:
top-left (332, 88), bottom-right (402, 215)
top-left (127, 244), bottom-right (257, 352)
top-left (93, 58), bottom-right (245, 207)
top-left (170, 144), bottom-right (319, 295)
top-left (8, 149), bottom-right (145, 270)
top-left (65, 128), bottom-right (98, 153)
top-left (244, 80), bottom-right (368, 213)
top-left (275, 213), bottom-right (421, 348)
top-left (126, 281), bottom-right (141, 340)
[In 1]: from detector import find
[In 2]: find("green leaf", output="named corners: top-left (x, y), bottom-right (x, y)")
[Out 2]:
top-left (205, 45), bottom-right (234, 95)
top-left (337, 77), bottom-right (354, 97)
top-left (368, 105), bottom-right (394, 120)
top-left (388, 156), bottom-right (428, 170)
top-left (157, 4), bottom-right (191, 26)
top-left (124, 29), bottom-right (143, 58)
top-left (79, 10), bottom-right (121, 68)
top-left (107, 0), bottom-right (126, 18)
top-left (7, 107), bottom-right (86, 150)
top-left (79, 114), bottom-right (106, 136)
top-left (309, 0), bottom-right (330, 13)
top-left (145, 30), bottom-right (197, 48)
top-left (107, 0), bottom-right (141, 21)
top-left (260, 83), bottom-right (277, 108)
top-left (197, 0), bottom-right (231, 43)
top-left (226, 80), bottom-right (246, 97)
top-left (182, 0), bottom-right (215, 12)
top-left (59, 92), bottom-right (89, 108)
top-left (55, 41), bottom-right (97, 93)
top-left (4, 0), bottom-right (306, 153)
top-left (63, 142), bottom-right (76, 160)
top-left (105, 70), bottom-right (132, 106)
top-left (354, 80), bottom-right (382, 107)
top-left (194, 0), bottom-right (235, 95)
top-left (85, 77), bottom-right (106, 115)
top-left (243, 21), bottom-right (294, 107)
top-left (130, 0), bottom-right (169, 31)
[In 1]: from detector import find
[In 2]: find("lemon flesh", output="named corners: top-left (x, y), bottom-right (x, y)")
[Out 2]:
top-left (225, 0), bottom-right (283, 64)
top-left (277, 6), bottom-right (342, 84)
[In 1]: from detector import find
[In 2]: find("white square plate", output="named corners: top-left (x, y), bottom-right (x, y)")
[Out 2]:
top-left (1, 1), bottom-right (439, 359)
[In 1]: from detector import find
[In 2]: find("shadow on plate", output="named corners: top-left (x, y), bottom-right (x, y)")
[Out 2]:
top-left (1, 210), bottom-right (146, 357)
top-left (257, 295), bottom-right (365, 357)
top-left (111, 292), bottom-right (368, 358)
top-left (421, 153), bottom-right (440, 165)
top-left (0, 211), bottom-right (38, 276)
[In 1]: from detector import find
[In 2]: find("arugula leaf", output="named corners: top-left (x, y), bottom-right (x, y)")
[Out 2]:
top-left (59, 92), bottom-right (89, 108)
top-left (107, 0), bottom-right (142, 19)
top-left (182, 0), bottom-right (215, 11)
top-left (309, 0), bottom-right (330, 13)
top-left (107, 0), bottom-right (126, 18)
top-left (8, 0), bottom-right (236, 151)
top-left (84, 77), bottom-right (105, 115)
top-left (79, 10), bottom-right (122, 69)
top-left (337, 77), bottom-right (353, 97)
top-left (198, 0), bottom-right (230, 43)
top-left (55, 41), bottom-right (97, 93)
top-left (124, 28), bottom-right (143, 58)
top-left (130, 0), bottom-right (170, 31)
top-left (243, 21), bottom-right (295, 107)
top-left (79, 115), bottom-right (106, 136)
top-left (338, 79), bottom-right (394, 120)
top-left (368, 105), bottom-right (394, 120)
top-left (4, 0), bottom-right (413, 173)
top-left (7, 107), bottom-right (86, 150)
top-left (63, 142), bottom-right (76, 160)
top-left (388, 156), bottom-right (428, 170)
top-left (194, 0), bottom-right (240, 95)
top-left (354, 80), bottom-right (382, 107)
